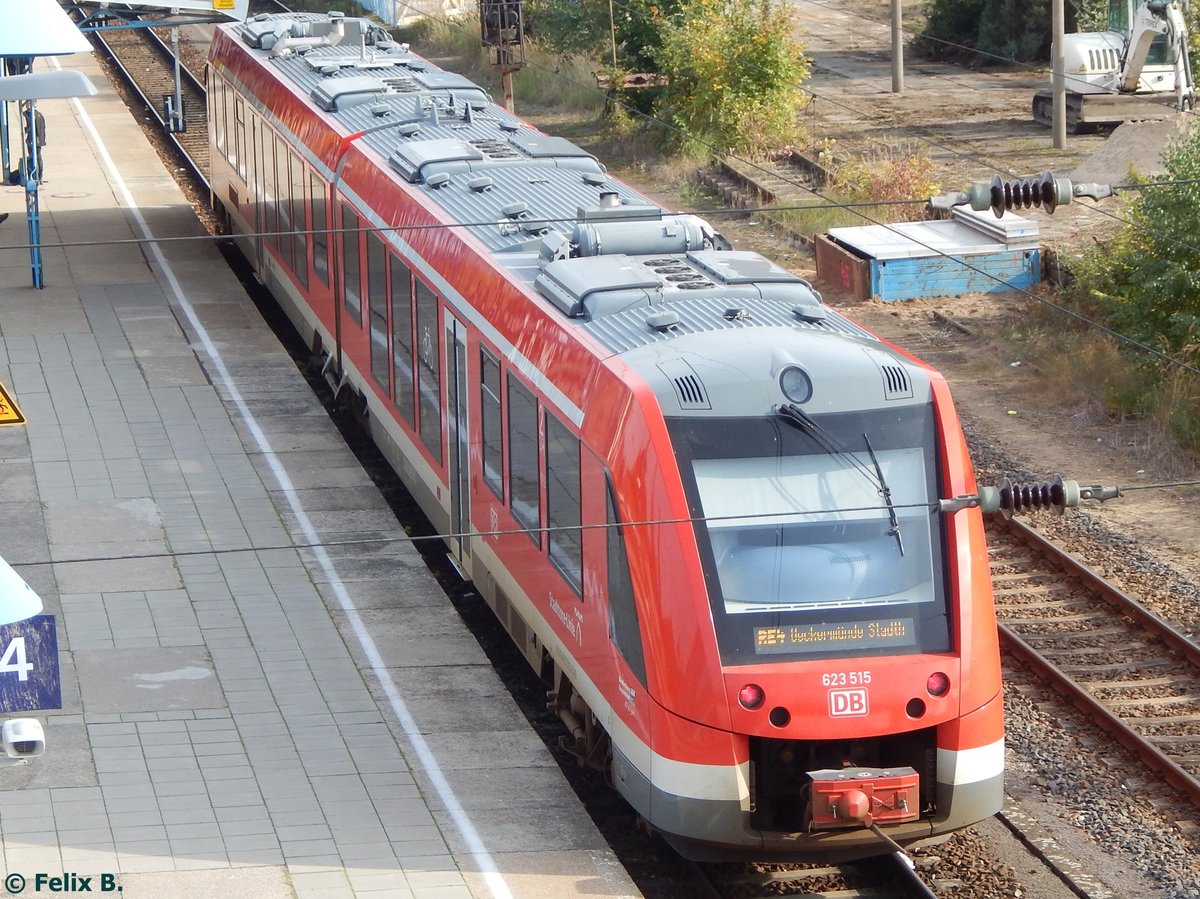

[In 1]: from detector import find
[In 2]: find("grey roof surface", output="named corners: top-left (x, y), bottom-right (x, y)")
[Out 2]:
top-left (233, 13), bottom-right (886, 361)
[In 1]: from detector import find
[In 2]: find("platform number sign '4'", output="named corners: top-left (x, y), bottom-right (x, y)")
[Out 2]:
top-left (0, 616), bottom-right (60, 712)
top-left (0, 637), bottom-right (33, 681)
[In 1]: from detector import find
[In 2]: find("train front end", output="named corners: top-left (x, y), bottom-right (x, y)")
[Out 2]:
top-left (609, 278), bottom-right (1003, 862)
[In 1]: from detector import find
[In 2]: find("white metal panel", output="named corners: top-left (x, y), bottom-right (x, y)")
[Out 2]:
top-left (952, 206), bottom-right (1039, 242)
top-left (828, 211), bottom-right (1039, 261)
top-left (0, 0), bottom-right (91, 56)
top-left (828, 221), bottom-right (1008, 260)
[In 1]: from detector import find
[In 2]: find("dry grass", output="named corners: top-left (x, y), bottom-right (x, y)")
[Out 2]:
top-left (988, 295), bottom-right (1200, 473)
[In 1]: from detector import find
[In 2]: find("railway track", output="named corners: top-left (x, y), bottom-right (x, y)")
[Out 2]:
top-left (692, 852), bottom-right (943, 898)
top-left (82, 15), bottom-right (1195, 893)
top-left (989, 516), bottom-right (1200, 824)
top-left (81, 14), bottom-right (210, 189)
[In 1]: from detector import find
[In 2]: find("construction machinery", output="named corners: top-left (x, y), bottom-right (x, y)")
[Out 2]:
top-left (1033, 0), bottom-right (1195, 131)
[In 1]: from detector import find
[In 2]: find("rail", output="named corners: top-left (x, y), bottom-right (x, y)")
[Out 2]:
top-left (83, 14), bottom-right (211, 191)
top-left (992, 516), bottom-right (1200, 808)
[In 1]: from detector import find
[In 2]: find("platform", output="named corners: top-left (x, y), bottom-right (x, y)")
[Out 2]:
top-left (0, 47), bottom-right (641, 899)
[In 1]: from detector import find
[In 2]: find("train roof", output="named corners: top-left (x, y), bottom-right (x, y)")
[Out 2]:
top-left (222, 13), bottom-right (883, 359)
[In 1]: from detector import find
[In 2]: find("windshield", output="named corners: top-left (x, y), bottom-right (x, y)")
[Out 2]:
top-left (669, 405), bottom-right (951, 663)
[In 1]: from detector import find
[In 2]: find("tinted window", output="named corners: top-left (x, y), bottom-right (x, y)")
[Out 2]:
top-left (390, 254), bottom-right (414, 425)
top-left (311, 172), bottom-right (328, 286)
top-left (234, 96), bottom-right (246, 179)
top-left (275, 138), bottom-right (293, 270)
top-left (481, 349), bottom-right (503, 499)
top-left (546, 414), bottom-right (582, 593)
top-left (607, 482), bottom-right (646, 684)
top-left (341, 202), bottom-right (361, 322)
top-left (415, 280), bottom-right (441, 462)
top-left (292, 154), bottom-right (308, 289)
top-left (213, 78), bottom-right (226, 158)
top-left (669, 406), bottom-right (950, 664)
top-left (507, 375), bottom-right (539, 545)
top-left (367, 232), bottom-right (388, 391)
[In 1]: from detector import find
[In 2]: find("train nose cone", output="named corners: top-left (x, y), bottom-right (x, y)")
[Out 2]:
top-left (841, 789), bottom-right (871, 821)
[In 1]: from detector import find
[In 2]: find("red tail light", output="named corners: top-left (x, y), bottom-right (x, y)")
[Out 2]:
top-left (738, 684), bottom-right (765, 710)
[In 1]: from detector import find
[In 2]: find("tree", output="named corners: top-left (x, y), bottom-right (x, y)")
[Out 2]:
top-left (916, 0), bottom-right (1061, 64)
top-left (1077, 121), bottom-right (1200, 363)
top-left (651, 0), bottom-right (810, 157)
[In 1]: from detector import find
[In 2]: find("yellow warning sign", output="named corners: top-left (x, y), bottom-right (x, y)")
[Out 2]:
top-left (0, 380), bottom-right (26, 426)
top-left (213, 0), bottom-right (235, 8)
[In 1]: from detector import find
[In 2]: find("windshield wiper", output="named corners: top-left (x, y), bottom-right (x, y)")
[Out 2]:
top-left (776, 404), bottom-right (905, 557)
top-left (863, 434), bottom-right (904, 557)
top-left (777, 404), bottom-right (880, 486)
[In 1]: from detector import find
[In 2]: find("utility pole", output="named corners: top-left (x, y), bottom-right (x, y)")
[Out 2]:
top-left (891, 0), bottom-right (904, 93)
top-left (1052, 0), bottom-right (1066, 147)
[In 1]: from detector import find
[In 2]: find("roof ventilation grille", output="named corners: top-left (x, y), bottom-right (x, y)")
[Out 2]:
top-left (880, 363), bottom-right (913, 400)
top-left (657, 358), bottom-right (711, 410)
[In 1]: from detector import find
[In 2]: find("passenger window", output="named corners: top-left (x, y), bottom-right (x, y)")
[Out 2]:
top-left (390, 254), bottom-right (415, 425)
top-left (213, 78), bottom-right (226, 158)
top-left (341, 202), bottom-right (361, 322)
top-left (507, 375), bottom-right (540, 545)
top-left (415, 280), bottom-right (441, 462)
top-left (310, 172), bottom-right (328, 286)
top-left (276, 138), bottom-right (293, 271)
top-left (263, 131), bottom-right (278, 253)
top-left (292, 153), bottom-right (308, 289)
top-left (233, 96), bottom-right (246, 180)
top-left (606, 481), bottom-right (646, 684)
top-left (546, 414), bottom-right (582, 593)
top-left (367, 231), bottom-right (388, 391)
top-left (480, 349), bottom-right (503, 499)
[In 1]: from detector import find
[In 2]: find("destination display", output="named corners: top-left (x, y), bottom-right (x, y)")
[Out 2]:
top-left (754, 618), bottom-right (915, 654)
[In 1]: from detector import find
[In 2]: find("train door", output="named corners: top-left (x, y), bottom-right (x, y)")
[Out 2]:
top-left (446, 314), bottom-right (471, 576)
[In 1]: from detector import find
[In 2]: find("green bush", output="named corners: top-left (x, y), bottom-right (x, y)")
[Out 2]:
top-left (914, 0), bottom-right (1057, 64)
top-left (1075, 121), bottom-right (1200, 365)
top-left (651, 0), bottom-right (809, 157)
top-left (524, 0), bottom-right (683, 71)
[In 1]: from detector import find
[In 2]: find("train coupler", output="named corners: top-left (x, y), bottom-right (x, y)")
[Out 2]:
top-left (807, 767), bottom-right (920, 830)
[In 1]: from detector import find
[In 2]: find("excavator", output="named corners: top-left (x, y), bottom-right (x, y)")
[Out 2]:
top-left (1033, 0), bottom-right (1195, 131)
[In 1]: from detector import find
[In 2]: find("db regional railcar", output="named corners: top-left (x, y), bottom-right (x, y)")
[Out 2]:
top-left (207, 11), bottom-right (1003, 861)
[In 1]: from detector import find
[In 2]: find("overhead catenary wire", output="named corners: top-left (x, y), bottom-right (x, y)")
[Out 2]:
top-left (521, 0), bottom-right (1200, 374)
top-left (78, 2), bottom-right (1200, 378)
top-left (440, 0), bottom-right (1200, 371)
top-left (4, 476), bottom-right (1199, 570)
top-left (9, 472), bottom-right (1200, 564)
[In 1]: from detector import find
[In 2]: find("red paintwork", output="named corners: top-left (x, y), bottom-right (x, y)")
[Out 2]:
top-left (208, 21), bottom-right (1001, 796)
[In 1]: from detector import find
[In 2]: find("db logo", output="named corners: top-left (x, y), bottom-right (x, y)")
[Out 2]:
top-left (828, 688), bottom-right (869, 717)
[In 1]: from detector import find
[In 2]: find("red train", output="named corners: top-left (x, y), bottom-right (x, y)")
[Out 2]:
top-left (207, 11), bottom-right (1003, 861)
